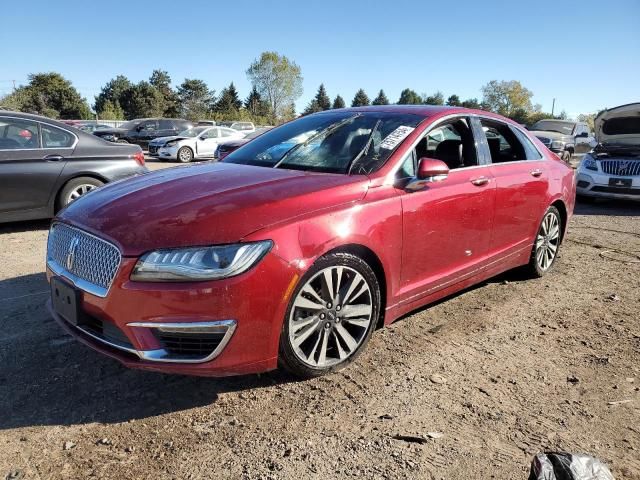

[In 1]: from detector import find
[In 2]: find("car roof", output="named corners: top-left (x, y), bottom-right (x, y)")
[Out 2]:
top-left (0, 110), bottom-right (83, 129)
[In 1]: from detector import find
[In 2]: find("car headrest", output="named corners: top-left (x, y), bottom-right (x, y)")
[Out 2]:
top-left (435, 139), bottom-right (463, 168)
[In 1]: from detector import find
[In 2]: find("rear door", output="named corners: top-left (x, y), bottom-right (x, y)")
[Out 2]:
top-left (159, 119), bottom-right (180, 138)
top-left (0, 117), bottom-right (73, 217)
top-left (134, 120), bottom-right (159, 147)
top-left (397, 116), bottom-right (496, 300)
top-left (476, 117), bottom-right (549, 257)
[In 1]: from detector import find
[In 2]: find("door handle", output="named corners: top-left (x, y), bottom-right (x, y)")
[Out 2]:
top-left (530, 169), bottom-right (543, 177)
top-left (470, 176), bottom-right (490, 186)
top-left (44, 154), bottom-right (64, 162)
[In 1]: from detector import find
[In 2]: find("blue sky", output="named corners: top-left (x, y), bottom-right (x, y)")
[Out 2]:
top-left (1, 0), bottom-right (638, 118)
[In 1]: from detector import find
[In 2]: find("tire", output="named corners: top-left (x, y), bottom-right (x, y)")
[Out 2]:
top-left (279, 252), bottom-right (381, 378)
top-left (177, 146), bottom-right (194, 163)
top-left (116, 139), bottom-right (129, 144)
top-left (57, 177), bottom-right (104, 210)
top-left (561, 150), bottom-right (571, 164)
top-left (523, 206), bottom-right (562, 278)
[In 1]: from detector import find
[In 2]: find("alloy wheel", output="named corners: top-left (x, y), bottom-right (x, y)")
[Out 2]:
top-left (67, 184), bottom-right (97, 203)
top-left (535, 211), bottom-right (560, 271)
top-left (178, 147), bottom-right (193, 162)
top-left (288, 266), bottom-right (373, 368)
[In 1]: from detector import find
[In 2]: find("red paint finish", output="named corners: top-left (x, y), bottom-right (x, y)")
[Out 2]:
top-left (49, 106), bottom-right (575, 376)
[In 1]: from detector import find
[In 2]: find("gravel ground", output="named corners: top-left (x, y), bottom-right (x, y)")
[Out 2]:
top-left (0, 170), bottom-right (638, 479)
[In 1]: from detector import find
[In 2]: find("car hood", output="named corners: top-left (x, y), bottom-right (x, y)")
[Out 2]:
top-left (220, 138), bottom-right (249, 148)
top-left (58, 162), bottom-right (369, 256)
top-left (595, 103), bottom-right (640, 145)
top-left (150, 135), bottom-right (185, 145)
top-left (93, 128), bottom-right (125, 136)
top-left (529, 130), bottom-right (571, 141)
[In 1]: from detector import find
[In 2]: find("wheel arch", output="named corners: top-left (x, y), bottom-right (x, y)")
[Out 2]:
top-left (52, 173), bottom-right (109, 212)
top-left (550, 199), bottom-right (568, 243)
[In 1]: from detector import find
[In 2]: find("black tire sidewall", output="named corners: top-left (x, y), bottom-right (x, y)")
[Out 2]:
top-left (527, 206), bottom-right (562, 277)
top-left (178, 147), bottom-right (193, 163)
top-left (278, 252), bottom-right (381, 378)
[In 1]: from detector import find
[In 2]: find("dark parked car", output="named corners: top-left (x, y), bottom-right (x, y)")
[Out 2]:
top-left (215, 127), bottom-right (273, 159)
top-left (0, 111), bottom-right (147, 223)
top-left (93, 118), bottom-right (193, 149)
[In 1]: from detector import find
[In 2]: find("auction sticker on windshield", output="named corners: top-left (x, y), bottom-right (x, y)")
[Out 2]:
top-left (380, 126), bottom-right (415, 150)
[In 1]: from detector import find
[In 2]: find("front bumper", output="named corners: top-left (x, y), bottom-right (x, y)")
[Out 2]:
top-left (576, 170), bottom-right (640, 200)
top-left (46, 252), bottom-right (300, 376)
top-left (158, 145), bottom-right (179, 160)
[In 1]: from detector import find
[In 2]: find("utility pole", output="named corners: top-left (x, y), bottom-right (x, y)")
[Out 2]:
top-left (551, 98), bottom-right (556, 117)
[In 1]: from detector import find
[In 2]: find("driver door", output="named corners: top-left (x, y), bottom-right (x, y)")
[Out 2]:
top-left (197, 128), bottom-right (220, 157)
top-left (396, 117), bottom-right (496, 302)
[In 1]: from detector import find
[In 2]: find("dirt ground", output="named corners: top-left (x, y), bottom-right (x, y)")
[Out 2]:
top-left (1, 169), bottom-right (639, 478)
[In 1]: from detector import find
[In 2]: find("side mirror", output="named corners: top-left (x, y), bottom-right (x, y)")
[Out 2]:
top-left (405, 158), bottom-right (450, 191)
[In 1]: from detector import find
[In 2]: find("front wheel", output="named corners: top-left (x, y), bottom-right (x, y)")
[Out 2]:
top-left (279, 253), bottom-right (381, 378)
top-left (177, 146), bottom-right (194, 163)
top-left (524, 206), bottom-right (562, 277)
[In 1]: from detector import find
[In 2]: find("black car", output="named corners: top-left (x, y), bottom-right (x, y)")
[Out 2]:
top-left (0, 111), bottom-right (147, 223)
top-left (93, 118), bottom-right (193, 149)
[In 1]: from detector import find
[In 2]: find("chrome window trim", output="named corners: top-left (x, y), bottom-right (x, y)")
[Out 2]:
top-left (0, 114), bottom-right (79, 151)
top-left (46, 222), bottom-right (121, 298)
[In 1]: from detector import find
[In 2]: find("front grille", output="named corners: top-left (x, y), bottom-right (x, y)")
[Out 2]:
top-left (600, 159), bottom-right (640, 176)
top-left (155, 331), bottom-right (225, 358)
top-left (47, 223), bottom-right (121, 296)
top-left (148, 145), bottom-right (158, 154)
top-left (591, 186), bottom-right (640, 195)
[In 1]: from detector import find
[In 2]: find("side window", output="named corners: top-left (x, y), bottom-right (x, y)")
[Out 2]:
top-left (510, 126), bottom-right (542, 160)
top-left (0, 118), bottom-right (40, 149)
top-left (414, 117), bottom-right (478, 169)
top-left (41, 125), bottom-right (75, 148)
top-left (220, 128), bottom-right (236, 137)
top-left (140, 120), bottom-right (157, 131)
top-left (158, 119), bottom-right (174, 130)
top-left (203, 128), bottom-right (219, 139)
top-left (479, 119), bottom-right (527, 163)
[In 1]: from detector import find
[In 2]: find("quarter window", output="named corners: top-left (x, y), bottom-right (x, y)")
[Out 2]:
top-left (0, 118), bottom-right (40, 149)
top-left (41, 125), bottom-right (75, 148)
top-left (510, 126), bottom-right (542, 160)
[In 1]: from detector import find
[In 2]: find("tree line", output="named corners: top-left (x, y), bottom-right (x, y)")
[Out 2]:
top-left (1, 50), bottom-right (577, 127)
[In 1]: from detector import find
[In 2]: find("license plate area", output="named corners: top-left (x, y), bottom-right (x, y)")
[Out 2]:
top-left (51, 276), bottom-right (83, 326)
top-left (609, 177), bottom-right (632, 188)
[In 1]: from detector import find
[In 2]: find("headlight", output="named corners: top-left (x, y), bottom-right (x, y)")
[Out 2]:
top-left (165, 140), bottom-right (178, 147)
top-left (551, 140), bottom-right (566, 150)
top-left (131, 241), bottom-right (273, 282)
top-left (582, 155), bottom-right (598, 171)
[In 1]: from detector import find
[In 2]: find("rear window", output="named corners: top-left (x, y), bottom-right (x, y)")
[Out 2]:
top-left (602, 117), bottom-right (640, 135)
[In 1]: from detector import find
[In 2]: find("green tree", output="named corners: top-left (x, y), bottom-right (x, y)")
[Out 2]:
top-left (446, 94), bottom-right (461, 106)
top-left (150, 69), bottom-right (179, 117)
top-left (246, 51), bottom-right (303, 121)
top-left (94, 75), bottom-right (132, 117)
top-left (120, 81), bottom-right (165, 119)
top-left (98, 100), bottom-right (124, 120)
top-left (423, 91), bottom-right (444, 105)
top-left (398, 88), bottom-right (421, 105)
top-left (314, 84), bottom-right (331, 111)
top-left (9, 73), bottom-right (91, 119)
top-left (244, 86), bottom-right (270, 117)
top-left (351, 89), bottom-right (370, 107)
top-left (372, 89), bottom-right (389, 105)
top-left (577, 112), bottom-right (596, 131)
top-left (332, 95), bottom-right (346, 109)
top-left (177, 79), bottom-right (215, 121)
top-left (303, 100), bottom-right (321, 115)
top-left (215, 82), bottom-right (242, 115)
top-left (461, 98), bottom-right (481, 109)
top-left (481, 80), bottom-right (533, 117)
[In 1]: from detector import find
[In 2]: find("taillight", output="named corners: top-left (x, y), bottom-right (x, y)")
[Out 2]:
top-left (133, 151), bottom-right (145, 166)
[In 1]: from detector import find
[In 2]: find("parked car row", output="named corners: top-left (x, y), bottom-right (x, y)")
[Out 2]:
top-left (148, 126), bottom-right (245, 162)
top-left (529, 119), bottom-right (596, 163)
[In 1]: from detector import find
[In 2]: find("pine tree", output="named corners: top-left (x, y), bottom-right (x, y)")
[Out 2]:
top-left (351, 89), bottom-right (370, 107)
top-left (314, 84), bottom-right (331, 111)
top-left (446, 94), bottom-right (461, 106)
top-left (244, 86), bottom-right (269, 117)
top-left (303, 100), bottom-right (321, 115)
top-left (372, 89), bottom-right (389, 105)
top-left (332, 95), bottom-right (346, 109)
top-left (215, 82), bottom-right (242, 114)
top-left (398, 88), bottom-right (422, 105)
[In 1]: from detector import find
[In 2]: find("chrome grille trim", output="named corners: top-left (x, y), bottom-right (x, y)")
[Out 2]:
top-left (47, 223), bottom-right (121, 297)
top-left (600, 159), bottom-right (640, 176)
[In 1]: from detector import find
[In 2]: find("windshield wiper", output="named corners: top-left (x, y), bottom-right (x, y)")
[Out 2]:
top-left (272, 115), bottom-right (360, 169)
top-left (348, 120), bottom-right (382, 174)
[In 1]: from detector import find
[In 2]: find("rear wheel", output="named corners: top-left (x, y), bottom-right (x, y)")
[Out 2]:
top-left (177, 146), bottom-right (194, 163)
top-left (57, 177), bottom-right (104, 210)
top-left (524, 206), bottom-right (562, 277)
top-left (279, 253), bottom-right (381, 378)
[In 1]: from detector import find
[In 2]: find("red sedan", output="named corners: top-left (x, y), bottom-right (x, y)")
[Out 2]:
top-left (46, 106), bottom-right (575, 378)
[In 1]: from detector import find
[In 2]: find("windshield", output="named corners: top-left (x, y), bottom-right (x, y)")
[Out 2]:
top-left (223, 111), bottom-right (423, 174)
top-left (179, 126), bottom-right (208, 137)
top-left (118, 120), bottom-right (141, 130)
top-left (531, 120), bottom-right (575, 135)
